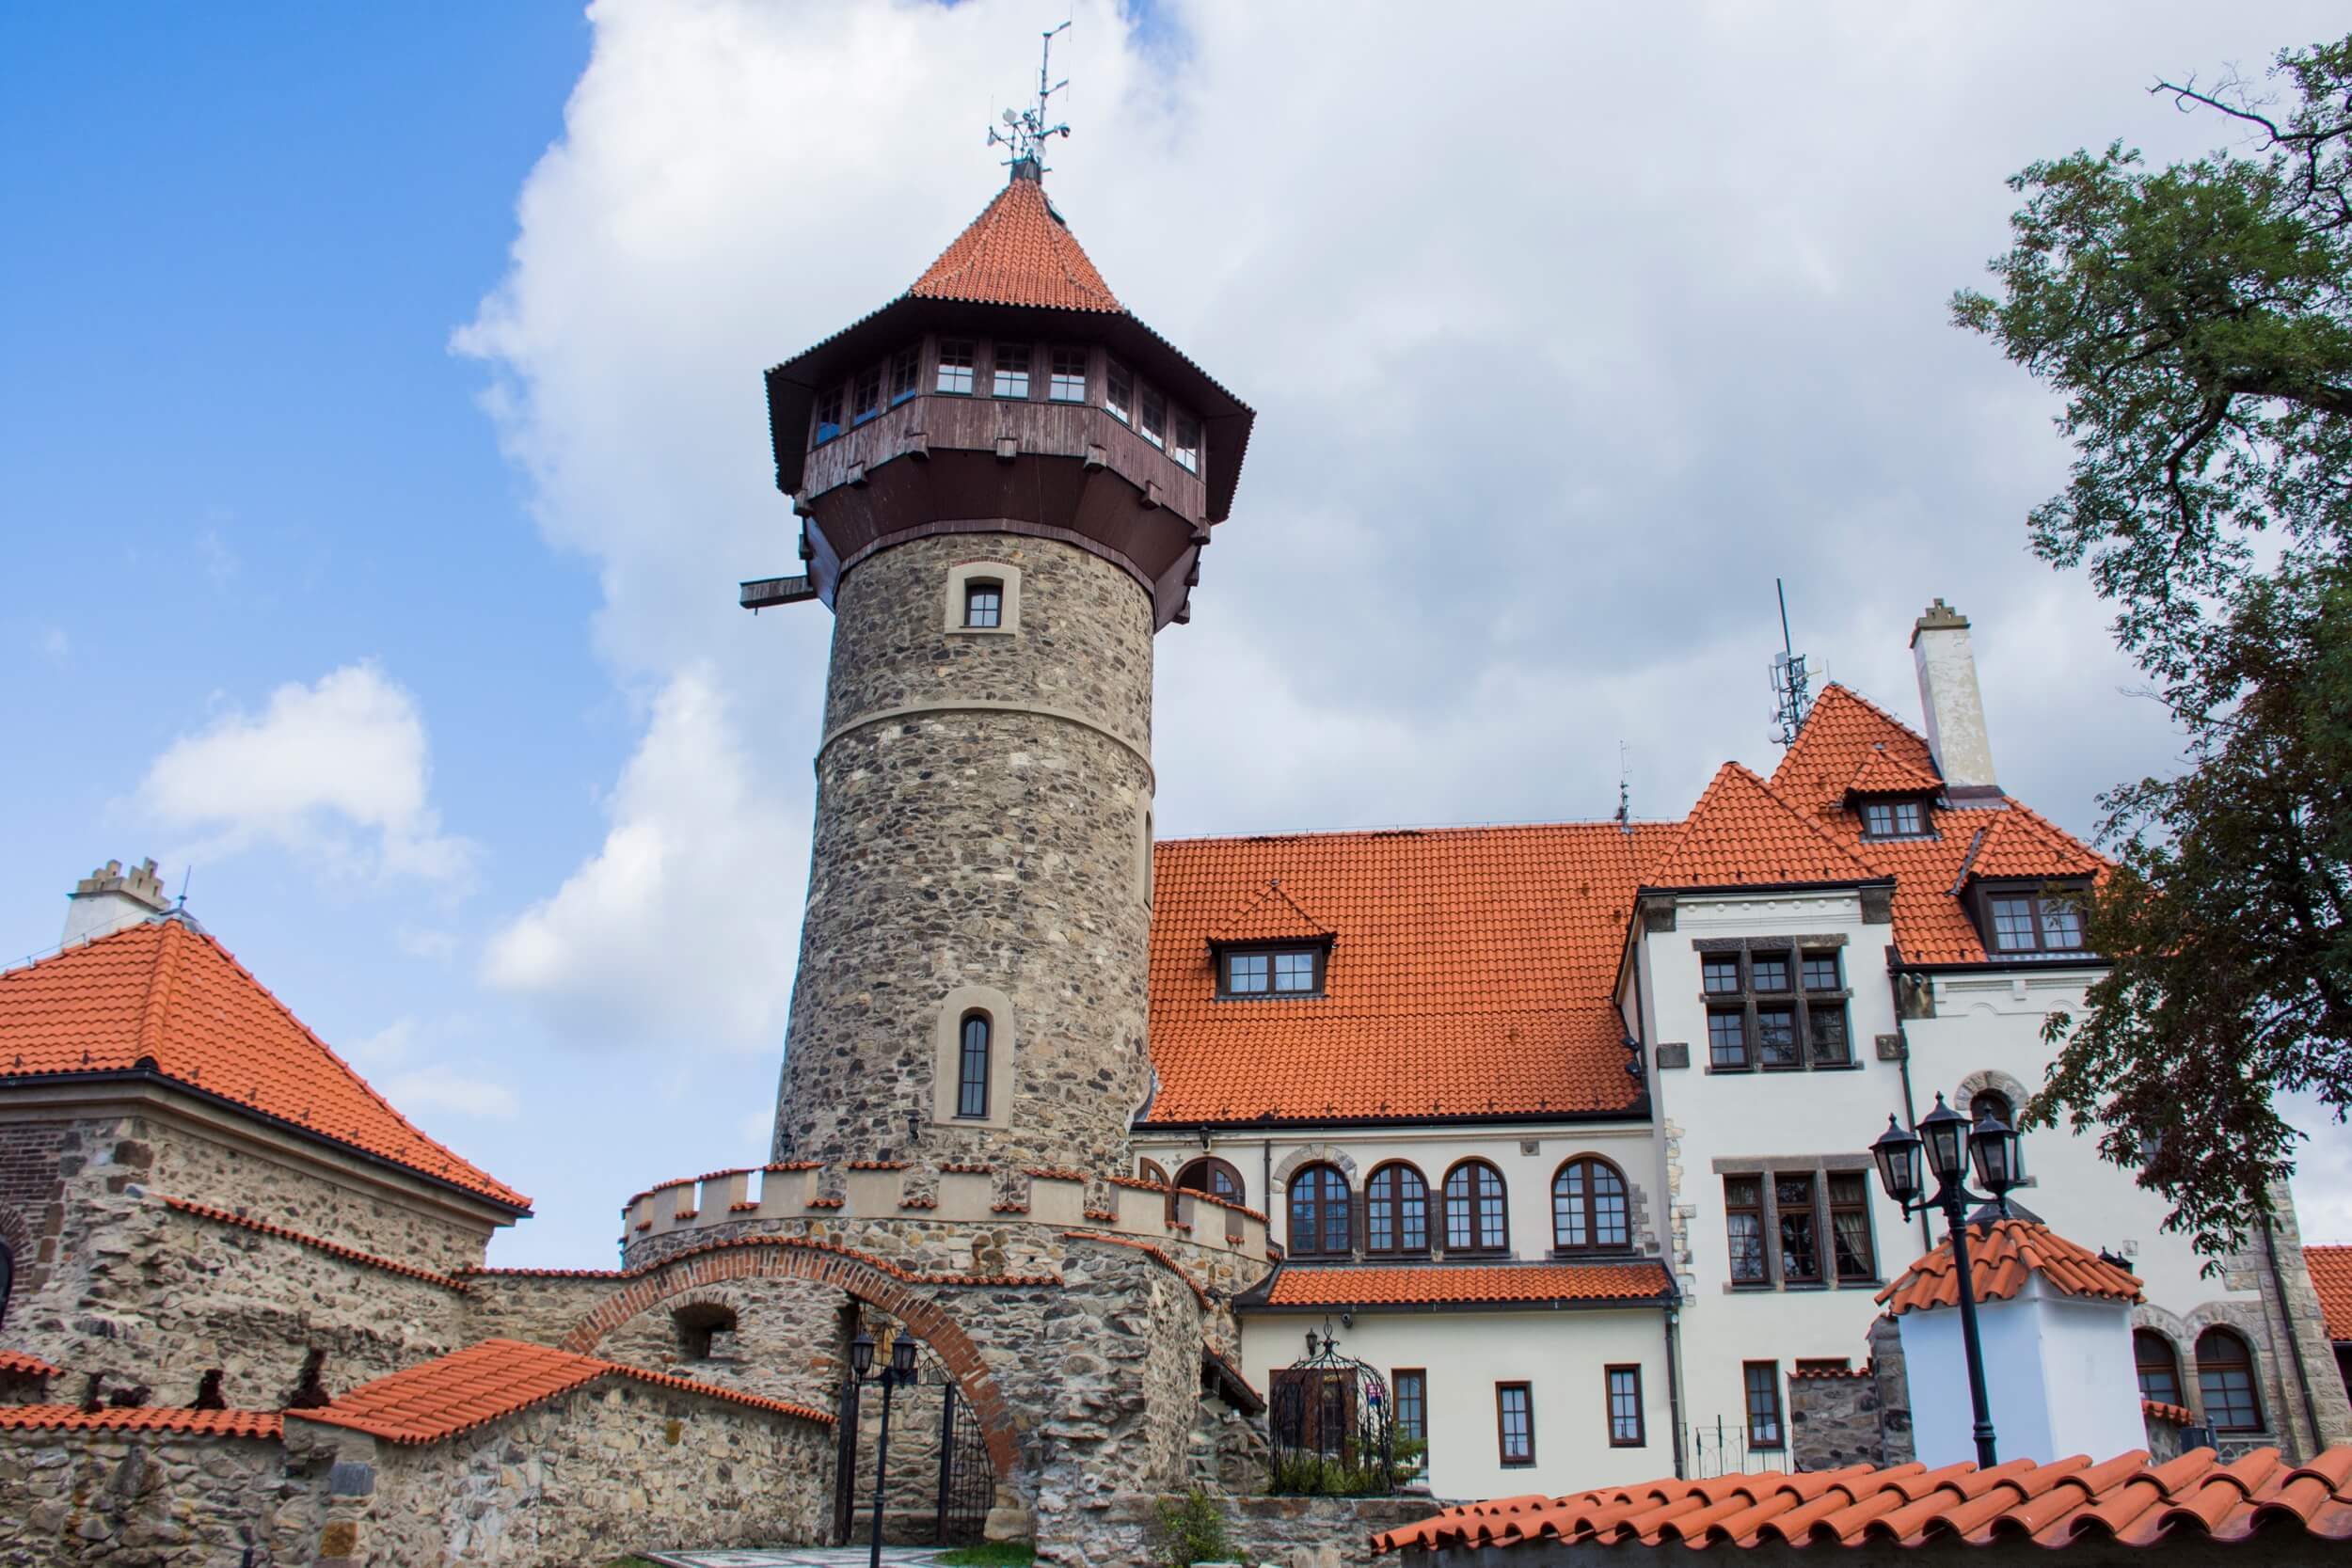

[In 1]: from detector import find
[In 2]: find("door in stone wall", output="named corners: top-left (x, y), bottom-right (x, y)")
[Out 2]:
top-left (833, 1308), bottom-right (989, 1547)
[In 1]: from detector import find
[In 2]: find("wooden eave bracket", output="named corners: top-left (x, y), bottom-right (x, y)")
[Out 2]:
top-left (1083, 443), bottom-right (1107, 471)
top-left (994, 436), bottom-right (1019, 462)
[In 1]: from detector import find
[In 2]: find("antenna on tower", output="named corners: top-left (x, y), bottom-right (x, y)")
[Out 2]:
top-left (1614, 743), bottom-right (1632, 833)
top-left (1768, 578), bottom-right (1814, 746)
top-left (986, 20), bottom-right (1073, 177)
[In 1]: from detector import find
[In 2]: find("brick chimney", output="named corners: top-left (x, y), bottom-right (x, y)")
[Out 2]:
top-left (62, 858), bottom-right (171, 946)
top-left (1910, 599), bottom-right (1999, 801)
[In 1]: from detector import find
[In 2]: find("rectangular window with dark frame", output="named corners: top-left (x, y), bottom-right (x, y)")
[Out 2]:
top-left (1702, 954), bottom-right (1742, 994)
top-left (1393, 1370), bottom-right (1426, 1445)
top-left (1173, 412), bottom-right (1200, 472)
top-left (956, 1014), bottom-right (990, 1118)
top-left (1750, 955), bottom-right (1790, 992)
top-left (963, 581), bottom-right (1003, 629)
top-left (1606, 1366), bottom-right (1645, 1447)
top-left (1725, 1176), bottom-right (1767, 1284)
top-left (993, 343), bottom-right (1031, 399)
top-left (1106, 359), bottom-right (1134, 423)
top-left (1708, 1009), bottom-right (1749, 1069)
top-left (1138, 384), bottom-right (1167, 448)
top-left (1496, 1383), bottom-right (1534, 1466)
top-left (1828, 1173), bottom-right (1875, 1282)
top-left (1226, 953), bottom-right (1268, 994)
top-left (851, 363), bottom-right (882, 425)
top-left (1808, 1005), bottom-right (1851, 1065)
top-left (1220, 947), bottom-right (1322, 998)
top-left (813, 384), bottom-right (845, 444)
top-left (888, 345), bottom-right (920, 406)
top-left (1048, 345), bottom-right (1088, 402)
top-left (1802, 950), bottom-right (1841, 990)
top-left (1981, 885), bottom-right (2091, 954)
top-left (1756, 1005), bottom-right (1799, 1068)
top-left (1775, 1174), bottom-right (1821, 1282)
top-left (1861, 799), bottom-right (1928, 838)
top-left (1744, 1362), bottom-right (1785, 1449)
top-left (936, 339), bottom-right (976, 395)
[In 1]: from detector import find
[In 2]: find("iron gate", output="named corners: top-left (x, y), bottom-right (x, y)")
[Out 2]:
top-left (830, 1330), bottom-right (992, 1546)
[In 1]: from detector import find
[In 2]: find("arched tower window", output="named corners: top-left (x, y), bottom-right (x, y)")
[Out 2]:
top-left (1287, 1163), bottom-right (1351, 1258)
top-left (2133, 1329), bottom-right (2183, 1405)
top-left (1552, 1157), bottom-right (1630, 1252)
top-left (1365, 1162), bottom-right (1429, 1256)
top-left (1443, 1160), bottom-right (1508, 1254)
top-left (956, 1013), bottom-right (992, 1118)
top-left (2195, 1327), bottom-right (2264, 1432)
top-left (1175, 1157), bottom-right (1244, 1204)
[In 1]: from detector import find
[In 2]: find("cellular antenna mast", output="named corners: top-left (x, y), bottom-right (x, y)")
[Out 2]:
top-left (1768, 577), bottom-right (1814, 747)
top-left (987, 20), bottom-right (1073, 175)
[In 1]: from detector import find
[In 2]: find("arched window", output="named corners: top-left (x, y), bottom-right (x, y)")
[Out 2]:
top-left (1287, 1164), bottom-right (1351, 1258)
top-left (1443, 1160), bottom-right (1508, 1253)
top-left (1969, 1089), bottom-right (2014, 1126)
top-left (1365, 1163), bottom-right (1429, 1256)
top-left (956, 1013), bottom-right (991, 1118)
top-left (1137, 1159), bottom-right (1170, 1188)
top-left (2133, 1329), bottom-right (2183, 1405)
top-left (1552, 1158), bottom-right (1630, 1252)
top-left (2196, 1327), bottom-right (2264, 1432)
top-left (1176, 1158), bottom-right (1244, 1204)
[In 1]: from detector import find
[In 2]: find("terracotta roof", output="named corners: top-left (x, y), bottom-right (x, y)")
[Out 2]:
top-left (1772, 683), bottom-right (1942, 806)
top-left (0, 1405), bottom-right (281, 1439)
top-left (1259, 1261), bottom-right (1673, 1309)
top-left (907, 176), bottom-right (1120, 312)
top-left (286, 1338), bottom-right (832, 1446)
top-left (1650, 764), bottom-right (1882, 890)
top-left (0, 1349), bottom-right (59, 1377)
top-left (161, 1196), bottom-right (469, 1291)
top-left (2144, 1399), bottom-right (2194, 1425)
top-left (1206, 879), bottom-right (1334, 944)
top-left (1843, 745), bottom-right (1944, 799)
top-left (1962, 807), bottom-right (2107, 883)
top-left (1878, 1219), bottom-right (2140, 1317)
top-left (2310, 1245), bottom-right (2352, 1340)
top-left (1146, 823), bottom-right (1673, 1126)
top-left (0, 920), bottom-right (527, 1211)
top-left (1373, 1448), bottom-right (2352, 1553)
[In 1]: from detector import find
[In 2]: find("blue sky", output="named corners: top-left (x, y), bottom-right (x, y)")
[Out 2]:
top-left (6, 2), bottom-right (2346, 1264)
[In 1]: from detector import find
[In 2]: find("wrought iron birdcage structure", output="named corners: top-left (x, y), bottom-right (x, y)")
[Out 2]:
top-left (1266, 1327), bottom-right (1399, 1497)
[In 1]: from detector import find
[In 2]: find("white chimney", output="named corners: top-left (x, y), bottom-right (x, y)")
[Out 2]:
top-left (1910, 599), bottom-right (1999, 800)
top-left (61, 858), bottom-right (171, 946)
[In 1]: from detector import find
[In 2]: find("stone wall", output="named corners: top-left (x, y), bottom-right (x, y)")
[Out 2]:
top-left (288, 1377), bottom-right (832, 1566)
top-left (0, 1424), bottom-right (328, 1566)
top-left (774, 532), bottom-right (1158, 1177)
top-left (1067, 1492), bottom-right (1438, 1568)
top-left (1786, 1367), bottom-right (1882, 1471)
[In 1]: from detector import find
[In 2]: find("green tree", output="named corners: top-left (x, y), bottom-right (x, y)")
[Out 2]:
top-left (1953, 36), bottom-right (2352, 1258)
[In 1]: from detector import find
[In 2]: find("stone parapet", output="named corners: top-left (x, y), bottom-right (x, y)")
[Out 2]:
top-left (620, 1163), bottom-right (1267, 1272)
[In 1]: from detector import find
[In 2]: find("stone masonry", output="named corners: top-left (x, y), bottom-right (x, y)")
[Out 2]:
top-left (772, 533), bottom-right (1157, 1178)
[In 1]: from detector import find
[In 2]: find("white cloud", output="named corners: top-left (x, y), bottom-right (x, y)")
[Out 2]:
top-left (381, 1063), bottom-right (520, 1121)
top-left (346, 1017), bottom-right (418, 1068)
top-left (138, 663), bottom-right (473, 885)
top-left (480, 667), bottom-right (802, 1053)
top-left (37, 626), bottom-right (68, 663)
top-left (396, 926), bottom-right (460, 962)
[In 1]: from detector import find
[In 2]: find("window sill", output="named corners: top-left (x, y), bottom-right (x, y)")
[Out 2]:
top-left (1705, 1063), bottom-right (1756, 1075)
top-left (1500, 1461), bottom-right (1535, 1470)
top-left (1608, 1439), bottom-right (1646, 1449)
top-left (1549, 1247), bottom-right (1642, 1262)
top-left (947, 626), bottom-right (1015, 638)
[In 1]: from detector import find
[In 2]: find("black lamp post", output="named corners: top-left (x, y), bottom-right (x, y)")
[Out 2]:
top-left (1869, 1093), bottom-right (2023, 1469)
top-left (850, 1328), bottom-right (922, 1568)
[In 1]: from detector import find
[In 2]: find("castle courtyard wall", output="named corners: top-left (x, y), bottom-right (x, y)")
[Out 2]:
top-left (0, 1424), bottom-right (327, 1568)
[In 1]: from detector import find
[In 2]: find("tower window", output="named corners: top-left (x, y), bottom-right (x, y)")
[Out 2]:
top-left (936, 339), bottom-right (976, 395)
top-left (851, 364), bottom-right (882, 426)
top-left (1138, 386), bottom-right (1167, 448)
top-left (1049, 345), bottom-right (1088, 402)
top-left (1861, 799), bottom-right (1928, 838)
top-left (813, 385), bottom-right (845, 445)
top-left (1105, 360), bottom-right (1134, 423)
top-left (964, 580), bottom-right (1003, 629)
top-left (956, 1013), bottom-right (991, 1118)
top-left (1172, 413), bottom-right (1200, 473)
top-left (993, 343), bottom-right (1031, 399)
top-left (888, 346), bottom-right (920, 407)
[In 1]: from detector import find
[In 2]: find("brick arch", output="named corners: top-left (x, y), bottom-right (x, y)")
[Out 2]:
top-left (562, 1242), bottom-right (1020, 1481)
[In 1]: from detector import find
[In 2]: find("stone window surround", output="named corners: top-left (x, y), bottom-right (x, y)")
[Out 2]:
top-left (1953, 1068), bottom-right (2040, 1188)
top-left (931, 985), bottom-right (1017, 1130)
top-left (1711, 1154), bottom-right (1881, 1294)
top-left (1692, 934), bottom-right (1857, 1074)
top-left (944, 559), bottom-right (1022, 636)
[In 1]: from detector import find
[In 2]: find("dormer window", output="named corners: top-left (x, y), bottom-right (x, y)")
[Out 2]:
top-left (1860, 799), bottom-right (1929, 838)
top-left (1219, 944), bottom-right (1326, 998)
top-left (1049, 345), bottom-right (1088, 402)
top-left (813, 385), bottom-right (845, 445)
top-left (936, 339), bottom-right (976, 395)
top-left (1973, 881), bottom-right (2091, 954)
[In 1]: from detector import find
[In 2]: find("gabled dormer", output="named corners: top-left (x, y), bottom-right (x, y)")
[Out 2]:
top-left (1207, 879), bottom-right (1334, 999)
top-left (1950, 811), bottom-right (2104, 958)
top-left (1843, 745), bottom-right (1944, 840)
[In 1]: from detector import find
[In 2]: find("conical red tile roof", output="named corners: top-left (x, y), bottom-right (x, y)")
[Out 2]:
top-left (0, 919), bottom-right (527, 1210)
top-left (908, 176), bottom-right (1120, 312)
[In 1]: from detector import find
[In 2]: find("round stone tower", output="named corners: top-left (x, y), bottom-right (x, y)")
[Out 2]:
top-left (752, 159), bottom-right (1253, 1177)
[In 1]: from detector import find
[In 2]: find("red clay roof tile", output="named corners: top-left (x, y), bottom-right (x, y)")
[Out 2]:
top-left (0, 1405), bottom-right (281, 1439)
top-left (1843, 745), bottom-right (1944, 799)
top-left (2310, 1245), bottom-right (2352, 1341)
top-left (908, 177), bottom-right (1120, 312)
top-left (1206, 879), bottom-right (1334, 944)
top-left (1263, 1261), bottom-right (1672, 1308)
top-left (285, 1338), bottom-right (832, 1446)
top-left (0, 921), bottom-right (526, 1210)
top-left (1147, 823), bottom-right (1674, 1125)
top-left (1651, 764), bottom-right (1881, 889)
top-left (1877, 1219), bottom-right (2140, 1317)
top-left (0, 1349), bottom-right (59, 1377)
top-left (1374, 1447), bottom-right (2352, 1552)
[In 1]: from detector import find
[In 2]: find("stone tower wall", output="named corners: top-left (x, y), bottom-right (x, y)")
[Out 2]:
top-left (773, 532), bottom-right (1156, 1176)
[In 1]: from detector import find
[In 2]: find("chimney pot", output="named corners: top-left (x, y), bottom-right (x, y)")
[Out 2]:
top-left (62, 855), bottom-right (174, 947)
top-left (1910, 600), bottom-right (1998, 797)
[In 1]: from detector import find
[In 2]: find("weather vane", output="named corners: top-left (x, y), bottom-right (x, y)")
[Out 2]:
top-left (987, 20), bottom-right (1073, 175)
